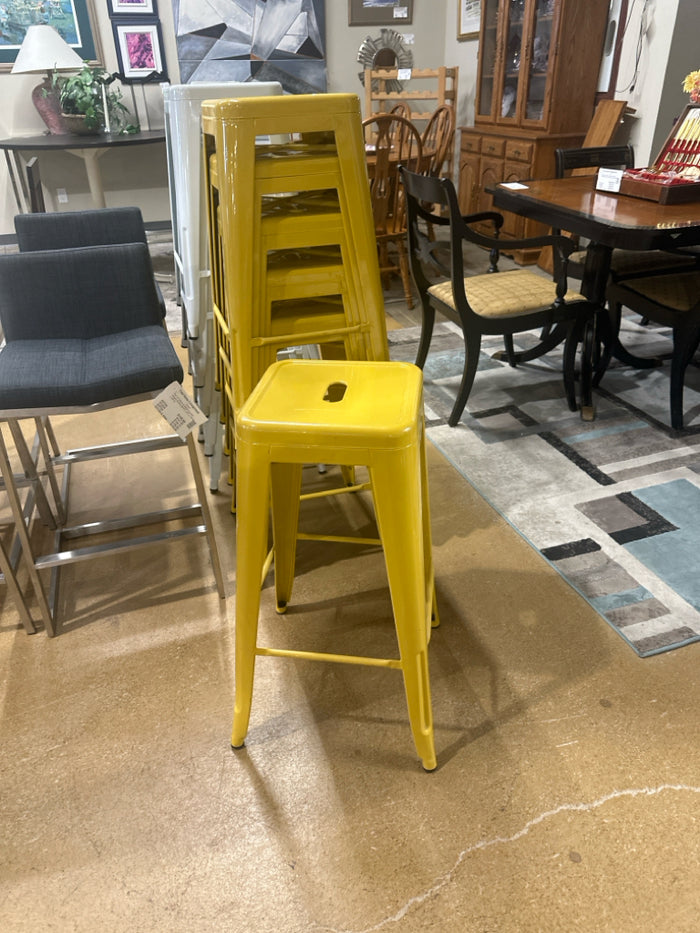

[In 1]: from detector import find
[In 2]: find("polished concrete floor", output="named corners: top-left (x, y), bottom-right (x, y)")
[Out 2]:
top-left (1, 274), bottom-right (700, 931)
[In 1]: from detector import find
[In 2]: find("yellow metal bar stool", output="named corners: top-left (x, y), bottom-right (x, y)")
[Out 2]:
top-left (202, 95), bottom-right (390, 511)
top-left (201, 94), bottom-right (388, 395)
top-left (233, 358), bottom-right (439, 771)
top-left (201, 94), bottom-right (383, 314)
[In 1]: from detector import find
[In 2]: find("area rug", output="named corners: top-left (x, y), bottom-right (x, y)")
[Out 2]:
top-left (388, 315), bottom-right (700, 658)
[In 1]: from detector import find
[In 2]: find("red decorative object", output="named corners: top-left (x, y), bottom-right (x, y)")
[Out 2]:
top-left (31, 79), bottom-right (68, 135)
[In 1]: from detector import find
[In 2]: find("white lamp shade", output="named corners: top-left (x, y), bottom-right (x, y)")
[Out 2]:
top-left (11, 25), bottom-right (84, 75)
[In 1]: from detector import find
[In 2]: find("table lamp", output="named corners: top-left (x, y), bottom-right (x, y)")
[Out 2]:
top-left (11, 25), bottom-right (85, 135)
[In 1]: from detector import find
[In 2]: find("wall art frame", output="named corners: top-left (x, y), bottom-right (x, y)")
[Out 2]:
top-left (348, 1), bottom-right (413, 27)
top-left (173, 0), bottom-right (326, 91)
top-left (112, 17), bottom-right (167, 82)
top-left (0, 0), bottom-right (100, 68)
top-left (457, 0), bottom-right (481, 40)
top-left (108, 0), bottom-right (158, 16)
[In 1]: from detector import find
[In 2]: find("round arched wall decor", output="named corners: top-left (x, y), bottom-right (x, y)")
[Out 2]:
top-left (357, 29), bottom-right (413, 92)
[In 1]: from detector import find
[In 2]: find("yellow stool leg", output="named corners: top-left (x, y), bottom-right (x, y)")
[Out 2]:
top-left (232, 443), bottom-right (271, 748)
top-left (420, 422), bottom-right (440, 632)
top-left (369, 453), bottom-right (436, 771)
top-left (271, 462), bottom-right (303, 613)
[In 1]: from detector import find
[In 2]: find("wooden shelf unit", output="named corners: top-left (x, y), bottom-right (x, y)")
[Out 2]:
top-left (364, 66), bottom-right (458, 176)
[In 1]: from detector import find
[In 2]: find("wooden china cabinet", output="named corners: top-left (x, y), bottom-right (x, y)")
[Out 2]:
top-left (458, 0), bottom-right (609, 262)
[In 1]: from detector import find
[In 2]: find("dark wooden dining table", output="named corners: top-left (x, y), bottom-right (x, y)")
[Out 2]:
top-left (489, 174), bottom-right (700, 418)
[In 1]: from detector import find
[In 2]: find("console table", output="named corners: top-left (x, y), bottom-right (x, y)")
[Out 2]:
top-left (0, 129), bottom-right (166, 213)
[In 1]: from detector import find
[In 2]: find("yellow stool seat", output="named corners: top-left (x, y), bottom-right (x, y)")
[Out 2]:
top-left (233, 359), bottom-right (438, 770)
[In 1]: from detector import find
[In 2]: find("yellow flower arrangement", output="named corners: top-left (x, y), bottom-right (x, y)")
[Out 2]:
top-left (683, 70), bottom-right (700, 103)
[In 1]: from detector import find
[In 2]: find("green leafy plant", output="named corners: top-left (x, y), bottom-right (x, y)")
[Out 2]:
top-left (51, 64), bottom-right (139, 135)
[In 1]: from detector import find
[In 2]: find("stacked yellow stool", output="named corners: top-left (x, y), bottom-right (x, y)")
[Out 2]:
top-left (233, 358), bottom-right (438, 771)
top-left (201, 93), bottom-right (389, 494)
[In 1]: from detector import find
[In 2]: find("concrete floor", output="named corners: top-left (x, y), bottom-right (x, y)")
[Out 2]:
top-left (1, 272), bottom-right (700, 931)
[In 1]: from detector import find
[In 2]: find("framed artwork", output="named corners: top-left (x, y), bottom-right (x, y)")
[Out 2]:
top-left (173, 0), bottom-right (327, 91)
top-left (348, 1), bottom-right (413, 27)
top-left (108, 0), bottom-right (158, 15)
top-left (457, 0), bottom-right (481, 40)
top-left (0, 0), bottom-right (100, 68)
top-left (112, 18), bottom-right (167, 81)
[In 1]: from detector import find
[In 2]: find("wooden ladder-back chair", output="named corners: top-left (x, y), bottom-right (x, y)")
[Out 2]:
top-left (363, 113), bottom-right (423, 309)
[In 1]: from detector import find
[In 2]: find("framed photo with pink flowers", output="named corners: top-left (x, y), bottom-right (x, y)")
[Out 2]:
top-left (112, 18), bottom-right (167, 82)
top-left (108, 0), bottom-right (158, 15)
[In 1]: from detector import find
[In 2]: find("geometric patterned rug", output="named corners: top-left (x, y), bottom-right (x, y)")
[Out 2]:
top-left (388, 314), bottom-right (700, 657)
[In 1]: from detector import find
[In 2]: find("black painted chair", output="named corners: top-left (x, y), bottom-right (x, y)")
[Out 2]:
top-left (554, 145), bottom-right (698, 283)
top-left (400, 167), bottom-right (597, 426)
top-left (606, 268), bottom-right (700, 429)
top-left (552, 145), bottom-right (635, 280)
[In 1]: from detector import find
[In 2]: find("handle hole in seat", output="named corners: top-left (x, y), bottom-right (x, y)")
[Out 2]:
top-left (323, 381), bottom-right (347, 402)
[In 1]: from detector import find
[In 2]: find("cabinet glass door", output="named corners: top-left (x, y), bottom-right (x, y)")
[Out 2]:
top-left (475, 0), bottom-right (501, 121)
top-left (522, 0), bottom-right (555, 124)
top-left (498, 0), bottom-right (526, 121)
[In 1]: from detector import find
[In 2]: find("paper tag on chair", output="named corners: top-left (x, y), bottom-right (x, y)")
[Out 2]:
top-left (153, 382), bottom-right (207, 439)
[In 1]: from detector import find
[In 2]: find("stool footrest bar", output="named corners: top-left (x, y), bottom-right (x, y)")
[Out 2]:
top-left (296, 532), bottom-right (381, 546)
top-left (256, 646), bottom-right (402, 668)
top-left (299, 481), bottom-right (370, 501)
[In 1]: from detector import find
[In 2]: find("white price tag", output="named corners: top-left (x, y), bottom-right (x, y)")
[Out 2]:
top-left (596, 167), bottom-right (623, 192)
top-left (393, 6), bottom-right (409, 18)
top-left (501, 181), bottom-right (528, 190)
top-left (397, 67), bottom-right (412, 81)
top-left (153, 381), bottom-right (207, 439)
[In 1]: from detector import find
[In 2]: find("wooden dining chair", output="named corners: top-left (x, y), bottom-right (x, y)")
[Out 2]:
top-left (553, 145), bottom-right (698, 283)
top-left (421, 104), bottom-right (455, 178)
top-left (389, 101), bottom-right (412, 120)
top-left (363, 112), bottom-right (423, 308)
top-left (400, 166), bottom-right (597, 426)
top-left (542, 145), bottom-right (636, 283)
top-left (549, 145), bottom-right (700, 381)
top-left (606, 268), bottom-right (700, 429)
top-left (518, 145), bottom-right (636, 365)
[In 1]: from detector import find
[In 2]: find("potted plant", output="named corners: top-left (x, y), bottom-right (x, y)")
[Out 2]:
top-left (51, 64), bottom-right (139, 136)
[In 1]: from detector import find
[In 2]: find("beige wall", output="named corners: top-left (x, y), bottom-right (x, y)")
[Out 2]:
top-left (326, 2), bottom-right (449, 113)
top-left (0, 0), bottom-right (687, 237)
